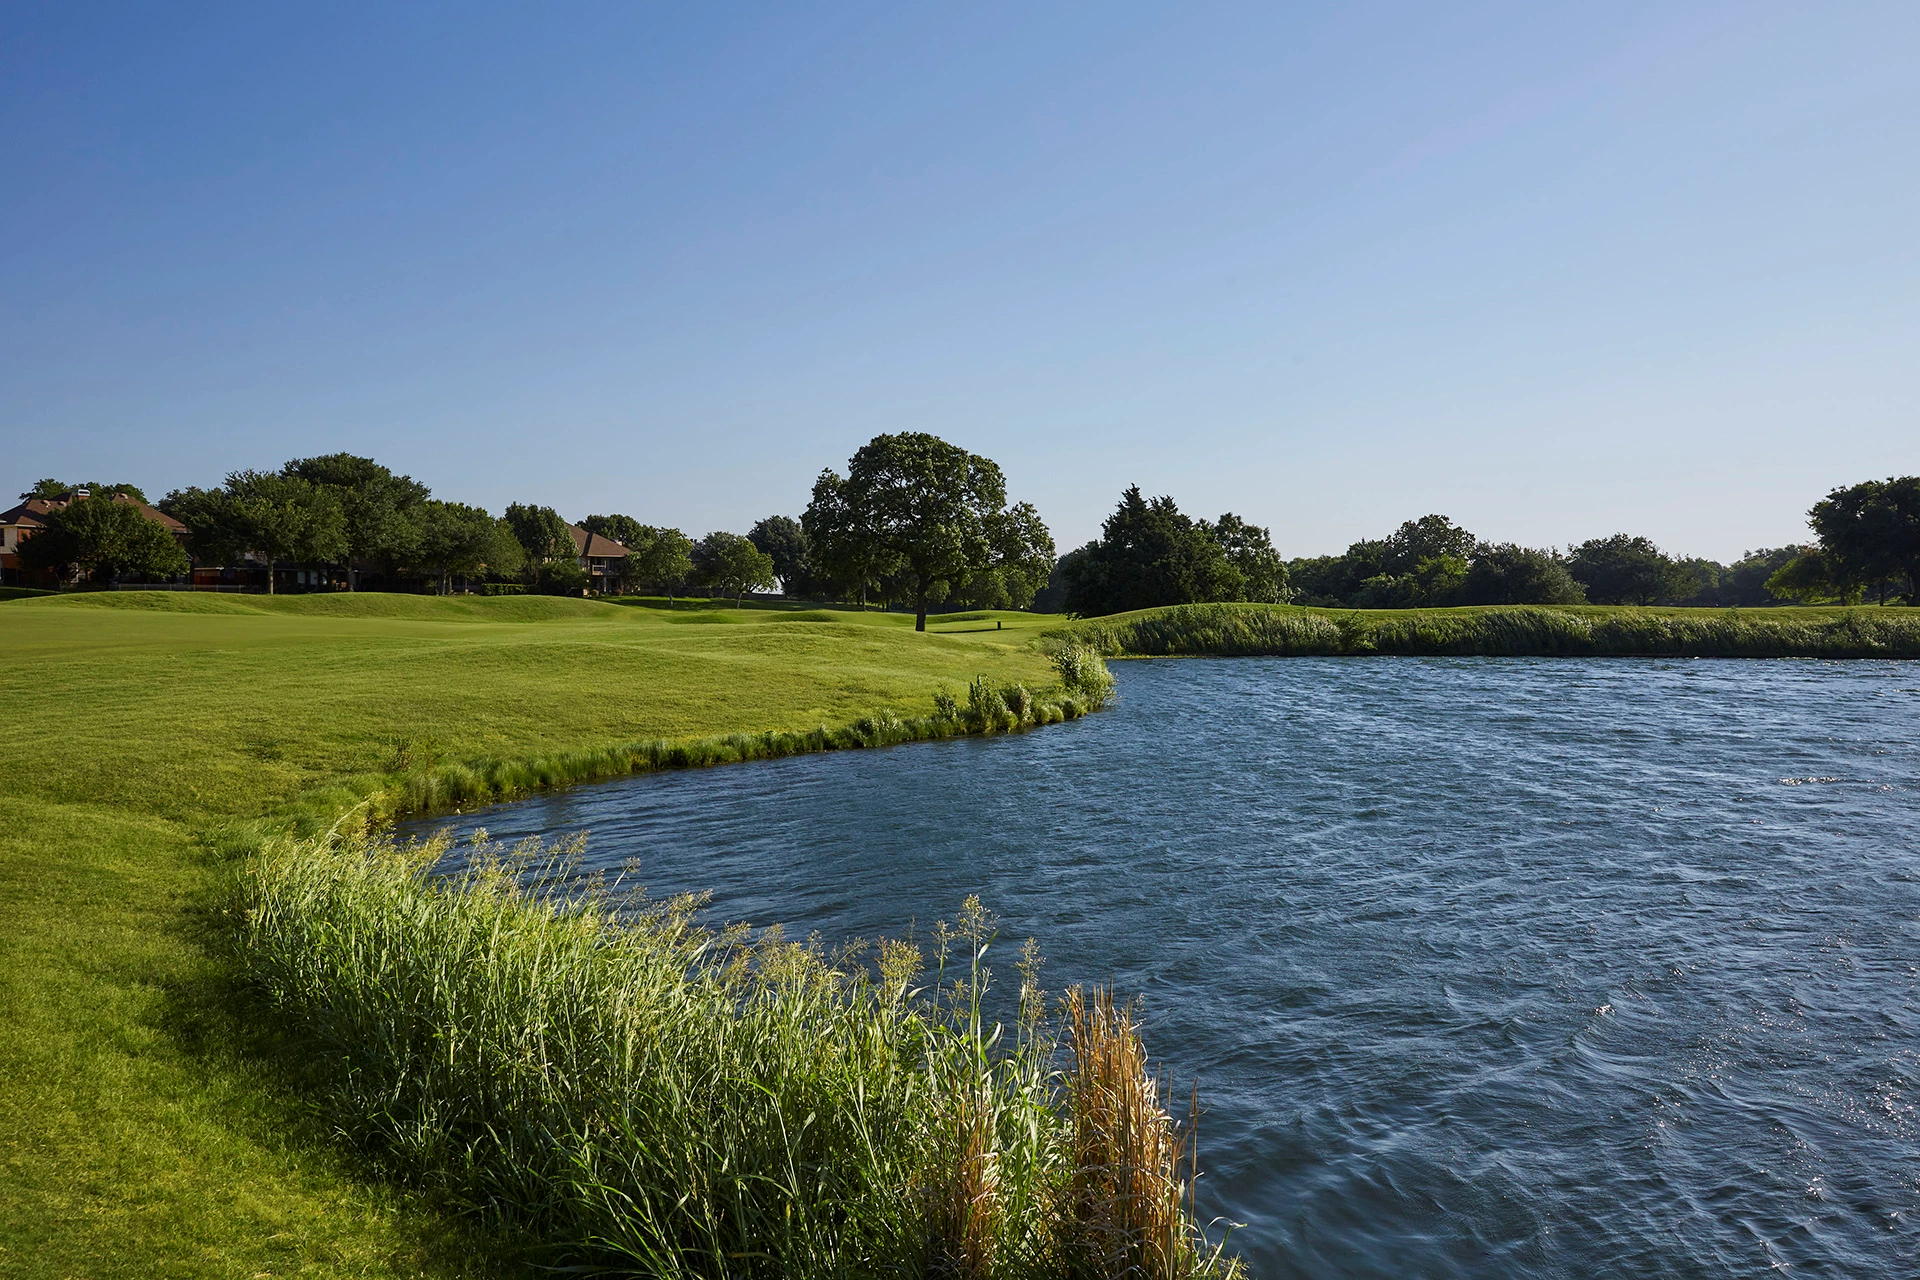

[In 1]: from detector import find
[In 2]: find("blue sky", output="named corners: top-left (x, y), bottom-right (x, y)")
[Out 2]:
top-left (5, 3), bottom-right (1916, 559)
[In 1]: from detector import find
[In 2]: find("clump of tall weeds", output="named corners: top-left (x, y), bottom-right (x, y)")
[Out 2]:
top-left (229, 833), bottom-right (1234, 1278)
top-left (1051, 644), bottom-right (1117, 701)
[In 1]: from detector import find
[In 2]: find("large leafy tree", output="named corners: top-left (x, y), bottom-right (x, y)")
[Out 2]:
top-left (408, 501), bottom-right (521, 594)
top-left (1567, 534), bottom-right (1690, 605)
top-left (225, 472), bottom-right (349, 593)
top-left (954, 501), bottom-right (1056, 610)
top-left (163, 473), bottom-right (348, 593)
top-left (283, 454), bottom-right (429, 589)
top-left (802, 433), bottom-right (1045, 630)
top-left (504, 503), bottom-right (575, 575)
top-left (17, 494), bottom-right (189, 584)
top-left (1808, 476), bottom-right (1920, 604)
top-left (1382, 515), bottom-right (1477, 574)
top-left (579, 513), bottom-right (647, 547)
top-left (1204, 513), bottom-right (1290, 603)
top-left (748, 515), bottom-right (813, 596)
top-left (694, 531), bottom-right (777, 604)
top-left (622, 525), bottom-right (695, 604)
top-left (1458, 544), bottom-right (1586, 605)
top-left (1062, 486), bottom-right (1240, 617)
top-left (802, 471), bottom-right (884, 607)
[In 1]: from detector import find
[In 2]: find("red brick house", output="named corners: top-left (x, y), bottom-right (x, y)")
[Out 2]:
top-left (0, 489), bottom-right (191, 587)
top-left (568, 523), bottom-right (629, 594)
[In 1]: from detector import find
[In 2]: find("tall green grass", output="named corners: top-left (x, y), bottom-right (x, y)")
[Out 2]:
top-left (1059, 603), bottom-right (1920, 659)
top-left (229, 828), bottom-right (1237, 1278)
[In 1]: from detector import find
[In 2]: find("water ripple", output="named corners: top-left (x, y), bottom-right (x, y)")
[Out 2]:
top-left (406, 657), bottom-right (1920, 1277)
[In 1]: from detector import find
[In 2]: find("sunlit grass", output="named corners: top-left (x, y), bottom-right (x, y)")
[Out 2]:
top-left (0, 592), bottom-right (1084, 1276)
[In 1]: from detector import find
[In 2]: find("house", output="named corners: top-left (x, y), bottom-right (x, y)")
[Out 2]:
top-left (568, 524), bottom-right (629, 594)
top-left (0, 489), bottom-right (191, 587)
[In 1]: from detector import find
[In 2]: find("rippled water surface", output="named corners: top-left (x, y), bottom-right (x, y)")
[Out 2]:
top-left (407, 659), bottom-right (1920, 1277)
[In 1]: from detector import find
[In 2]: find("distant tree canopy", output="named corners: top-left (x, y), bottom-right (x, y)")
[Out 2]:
top-left (1796, 476), bottom-right (1920, 604)
top-left (579, 513), bottom-right (647, 548)
top-left (622, 525), bottom-right (696, 602)
top-left (17, 493), bottom-right (188, 584)
top-left (407, 501), bottom-right (521, 594)
top-left (802, 432), bottom-right (1051, 630)
top-left (161, 471), bottom-right (349, 593)
top-left (1284, 515), bottom-right (1815, 609)
top-left (1459, 544), bottom-right (1586, 606)
top-left (748, 515), bottom-right (812, 595)
top-left (504, 503), bottom-right (575, 568)
top-left (1567, 535), bottom-right (1692, 605)
top-left (1062, 487), bottom-right (1248, 616)
top-left (694, 530), bottom-right (777, 603)
top-left (284, 453), bottom-right (429, 587)
top-left (19, 478), bottom-right (149, 504)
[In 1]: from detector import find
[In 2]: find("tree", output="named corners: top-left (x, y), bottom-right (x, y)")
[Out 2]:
top-left (221, 471), bottom-right (349, 593)
top-left (748, 515), bottom-right (813, 596)
top-left (580, 513), bottom-right (647, 548)
top-left (1383, 515), bottom-right (1476, 574)
top-left (955, 501), bottom-right (1055, 610)
top-left (165, 473), bottom-right (348, 593)
top-left (623, 525), bottom-right (695, 605)
top-left (1204, 513), bottom-right (1290, 603)
top-left (16, 494), bottom-right (188, 585)
top-left (1062, 486), bottom-right (1240, 617)
top-left (802, 471), bottom-right (884, 607)
top-left (1568, 534), bottom-right (1690, 605)
top-left (19, 479), bottom-right (149, 503)
top-left (1765, 547), bottom-right (1858, 604)
top-left (802, 433), bottom-right (1046, 631)
top-left (1719, 547), bottom-right (1804, 606)
top-left (408, 502), bottom-right (521, 594)
top-left (283, 454), bottom-right (429, 589)
top-left (504, 503), bottom-right (575, 576)
top-left (695, 531), bottom-right (776, 604)
top-left (1808, 477), bottom-right (1920, 604)
top-left (1458, 544), bottom-right (1586, 605)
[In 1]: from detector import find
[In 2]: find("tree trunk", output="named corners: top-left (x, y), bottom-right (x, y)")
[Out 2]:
top-left (915, 587), bottom-right (927, 632)
top-left (266, 557), bottom-right (274, 594)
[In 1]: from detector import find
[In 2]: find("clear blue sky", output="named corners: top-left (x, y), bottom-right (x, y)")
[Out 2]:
top-left (5, 3), bottom-right (1916, 560)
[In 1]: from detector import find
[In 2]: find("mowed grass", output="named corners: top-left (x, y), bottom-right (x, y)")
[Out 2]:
top-left (0, 593), bottom-right (1057, 1279)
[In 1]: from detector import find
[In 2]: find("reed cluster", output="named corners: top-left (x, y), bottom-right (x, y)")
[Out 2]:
top-left (228, 832), bottom-right (1238, 1278)
top-left (1060, 602), bottom-right (1920, 659)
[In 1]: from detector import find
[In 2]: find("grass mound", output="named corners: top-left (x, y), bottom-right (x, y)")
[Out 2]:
top-left (1059, 602), bottom-right (1920, 659)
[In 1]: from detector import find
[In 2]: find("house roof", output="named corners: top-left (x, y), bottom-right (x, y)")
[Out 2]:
top-left (567, 524), bottom-right (629, 559)
top-left (0, 492), bottom-right (188, 534)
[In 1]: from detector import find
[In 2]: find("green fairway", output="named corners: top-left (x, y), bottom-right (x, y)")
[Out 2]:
top-left (0, 593), bottom-right (1058, 1278)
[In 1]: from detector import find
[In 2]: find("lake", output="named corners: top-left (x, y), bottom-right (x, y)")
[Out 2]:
top-left (403, 658), bottom-right (1920, 1277)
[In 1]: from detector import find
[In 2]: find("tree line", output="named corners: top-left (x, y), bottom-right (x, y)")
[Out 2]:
top-left (16, 453), bottom-right (1919, 613)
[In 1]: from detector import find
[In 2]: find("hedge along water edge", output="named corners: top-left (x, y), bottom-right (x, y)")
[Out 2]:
top-left (1055, 603), bottom-right (1920, 660)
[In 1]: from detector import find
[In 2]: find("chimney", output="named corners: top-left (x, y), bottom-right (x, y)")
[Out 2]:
top-left (73, 488), bottom-right (91, 499)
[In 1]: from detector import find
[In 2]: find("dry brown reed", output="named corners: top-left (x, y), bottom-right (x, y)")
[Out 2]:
top-left (1063, 987), bottom-right (1226, 1280)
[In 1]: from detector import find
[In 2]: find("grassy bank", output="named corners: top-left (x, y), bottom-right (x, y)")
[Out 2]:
top-left (1056, 601), bottom-right (1920, 659)
top-left (0, 593), bottom-right (1148, 1278)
